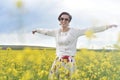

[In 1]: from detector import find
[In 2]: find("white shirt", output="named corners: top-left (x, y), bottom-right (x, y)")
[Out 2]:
top-left (36, 26), bottom-right (107, 57)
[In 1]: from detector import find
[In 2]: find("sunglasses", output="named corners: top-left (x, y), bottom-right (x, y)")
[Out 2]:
top-left (60, 18), bottom-right (69, 21)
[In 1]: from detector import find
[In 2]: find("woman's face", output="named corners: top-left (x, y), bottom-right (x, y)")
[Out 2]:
top-left (59, 14), bottom-right (70, 28)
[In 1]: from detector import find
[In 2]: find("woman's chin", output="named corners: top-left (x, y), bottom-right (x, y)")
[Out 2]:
top-left (61, 25), bottom-right (68, 28)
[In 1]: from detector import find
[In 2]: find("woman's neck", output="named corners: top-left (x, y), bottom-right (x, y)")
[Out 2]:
top-left (61, 27), bottom-right (70, 32)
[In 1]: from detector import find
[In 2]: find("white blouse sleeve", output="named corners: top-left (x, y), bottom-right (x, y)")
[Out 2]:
top-left (36, 28), bottom-right (57, 37)
top-left (75, 25), bottom-right (108, 37)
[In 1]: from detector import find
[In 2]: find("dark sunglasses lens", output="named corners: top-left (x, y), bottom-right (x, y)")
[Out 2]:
top-left (65, 19), bottom-right (68, 21)
top-left (60, 18), bottom-right (64, 20)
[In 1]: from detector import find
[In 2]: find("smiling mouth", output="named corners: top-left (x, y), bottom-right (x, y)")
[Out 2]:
top-left (62, 23), bottom-right (66, 24)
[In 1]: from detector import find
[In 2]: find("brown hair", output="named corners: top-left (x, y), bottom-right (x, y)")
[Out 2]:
top-left (58, 12), bottom-right (72, 22)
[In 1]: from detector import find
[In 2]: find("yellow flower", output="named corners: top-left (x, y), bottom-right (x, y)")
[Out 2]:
top-left (16, 0), bottom-right (23, 8)
top-left (6, 47), bottom-right (12, 51)
top-left (21, 70), bottom-right (33, 80)
top-left (85, 30), bottom-right (96, 39)
top-left (100, 76), bottom-right (108, 80)
top-left (114, 32), bottom-right (120, 49)
top-left (1, 46), bottom-right (120, 80)
top-left (12, 68), bottom-right (18, 76)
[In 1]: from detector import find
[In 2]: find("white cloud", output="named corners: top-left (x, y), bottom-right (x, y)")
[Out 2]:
top-left (61, 0), bottom-right (120, 25)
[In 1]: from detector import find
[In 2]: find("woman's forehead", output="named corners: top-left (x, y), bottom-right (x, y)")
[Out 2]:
top-left (61, 14), bottom-right (69, 18)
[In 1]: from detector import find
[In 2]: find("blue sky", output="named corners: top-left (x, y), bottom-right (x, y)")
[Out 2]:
top-left (0, 0), bottom-right (120, 49)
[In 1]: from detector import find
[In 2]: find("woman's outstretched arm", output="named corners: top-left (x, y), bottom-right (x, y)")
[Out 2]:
top-left (32, 28), bottom-right (57, 37)
top-left (76, 24), bottom-right (118, 37)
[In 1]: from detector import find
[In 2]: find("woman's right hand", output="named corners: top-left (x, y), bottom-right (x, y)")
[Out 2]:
top-left (32, 30), bottom-right (37, 34)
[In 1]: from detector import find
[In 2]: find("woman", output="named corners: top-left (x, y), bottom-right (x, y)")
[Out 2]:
top-left (32, 12), bottom-right (117, 79)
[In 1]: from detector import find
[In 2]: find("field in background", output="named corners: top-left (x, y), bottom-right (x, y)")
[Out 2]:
top-left (0, 47), bottom-right (120, 80)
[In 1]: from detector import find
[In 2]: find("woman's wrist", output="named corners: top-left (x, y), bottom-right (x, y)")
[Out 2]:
top-left (106, 25), bottom-right (110, 30)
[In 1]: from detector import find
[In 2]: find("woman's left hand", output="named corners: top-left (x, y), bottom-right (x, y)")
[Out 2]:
top-left (108, 24), bottom-right (118, 28)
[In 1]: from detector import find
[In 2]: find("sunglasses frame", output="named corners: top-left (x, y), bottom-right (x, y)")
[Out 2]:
top-left (60, 18), bottom-right (69, 21)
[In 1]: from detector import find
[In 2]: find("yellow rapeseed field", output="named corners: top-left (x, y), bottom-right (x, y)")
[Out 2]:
top-left (0, 47), bottom-right (120, 80)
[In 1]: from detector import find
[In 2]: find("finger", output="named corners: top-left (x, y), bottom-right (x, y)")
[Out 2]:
top-left (111, 24), bottom-right (117, 28)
